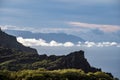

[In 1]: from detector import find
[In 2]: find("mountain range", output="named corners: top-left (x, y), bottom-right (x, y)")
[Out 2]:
top-left (4, 30), bottom-right (85, 43)
top-left (4, 29), bottom-right (120, 43)
top-left (76, 29), bottom-right (120, 42)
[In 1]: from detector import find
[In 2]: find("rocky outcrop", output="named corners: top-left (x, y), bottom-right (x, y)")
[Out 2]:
top-left (0, 29), bottom-right (37, 54)
top-left (46, 50), bottom-right (101, 72)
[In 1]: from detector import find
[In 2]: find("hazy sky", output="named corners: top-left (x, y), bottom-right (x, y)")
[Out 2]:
top-left (0, 0), bottom-right (120, 36)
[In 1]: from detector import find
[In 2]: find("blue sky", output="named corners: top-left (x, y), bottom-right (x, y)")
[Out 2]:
top-left (0, 0), bottom-right (120, 40)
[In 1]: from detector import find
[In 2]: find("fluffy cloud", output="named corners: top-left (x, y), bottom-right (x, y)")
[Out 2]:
top-left (63, 42), bottom-right (74, 47)
top-left (83, 41), bottom-right (119, 47)
top-left (68, 22), bottom-right (120, 32)
top-left (17, 37), bottom-right (120, 47)
top-left (17, 37), bottom-right (74, 47)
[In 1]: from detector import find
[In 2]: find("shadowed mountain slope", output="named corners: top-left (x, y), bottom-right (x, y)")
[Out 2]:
top-left (0, 29), bottom-right (37, 54)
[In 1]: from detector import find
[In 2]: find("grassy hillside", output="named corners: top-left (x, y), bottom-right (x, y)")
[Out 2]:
top-left (0, 69), bottom-right (118, 80)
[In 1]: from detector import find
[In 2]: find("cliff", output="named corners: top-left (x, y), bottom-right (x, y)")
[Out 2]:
top-left (46, 50), bottom-right (101, 72)
top-left (0, 29), bottom-right (37, 54)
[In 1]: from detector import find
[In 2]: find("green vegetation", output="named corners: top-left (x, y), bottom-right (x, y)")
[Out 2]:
top-left (0, 69), bottom-right (117, 80)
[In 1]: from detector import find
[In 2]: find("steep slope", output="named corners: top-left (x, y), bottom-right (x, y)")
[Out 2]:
top-left (0, 46), bottom-right (100, 73)
top-left (5, 30), bottom-right (85, 43)
top-left (0, 29), bottom-right (111, 76)
top-left (0, 29), bottom-right (37, 54)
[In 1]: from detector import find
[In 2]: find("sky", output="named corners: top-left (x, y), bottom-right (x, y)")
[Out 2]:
top-left (0, 0), bottom-right (120, 41)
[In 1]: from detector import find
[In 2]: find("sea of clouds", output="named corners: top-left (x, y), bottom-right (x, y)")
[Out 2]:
top-left (17, 37), bottom-right (120, 47)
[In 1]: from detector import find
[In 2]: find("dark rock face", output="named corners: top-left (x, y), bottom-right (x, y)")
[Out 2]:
top-left (47, 50), bottom-right (100, 72)
top-left (64, 50), bottom-right (91, 71)
top-left (0, 29), bottom-right (37, 54)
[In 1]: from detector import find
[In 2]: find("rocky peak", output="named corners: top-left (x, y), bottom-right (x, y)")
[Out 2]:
top-left (46, 50), bottom-right (101, 72)
top-left (0, 28), bottom-right (37, 54)
top-left (67, 50), bottom-right (85, 59)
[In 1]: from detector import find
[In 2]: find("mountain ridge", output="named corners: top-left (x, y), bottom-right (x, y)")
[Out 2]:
top-left (0, 29), bottom-right (37, 54)
top-left (5, 29), bottom-right (120, 43)
top-left (4, 30), bottom-right (85, 43)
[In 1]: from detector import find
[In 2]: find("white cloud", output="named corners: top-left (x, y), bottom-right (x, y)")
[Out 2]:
top-left (0, 25), bottom-right (82, 34)
top-left (17, 37), bottom-right (120, 47)
top-left (49, 40), bottom-right (63, 46)
top-left (82, 41), bottom-right (119, 47)
top-left (0, 25), bottom-right (33, 31)
top-left (0, 25), bottom-right (17, 30)
top-left (68, 22), bottom-right (120, 32)
top-left (64, 42), bottom-right (74, 47)
top-left (17, 37), bottom-right (74, 47)
top-left (1, 23), bottom-right (120, 34)
top-left (84, 41), bottom-right (96, 47)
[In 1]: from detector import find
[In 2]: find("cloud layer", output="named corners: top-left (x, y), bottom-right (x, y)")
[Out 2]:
top-left (0, 25), bottom-right (79, 33)
top-left (17, 37), bottom-right (74, 47)
top-left (1, 22), bottom-right (120, 34)
top-left (17, 37), bottom-right (120, 47)
top-left (0, 25), bottom-right (35, 31)
top-left (68, 22), bottom-right (120, 32)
